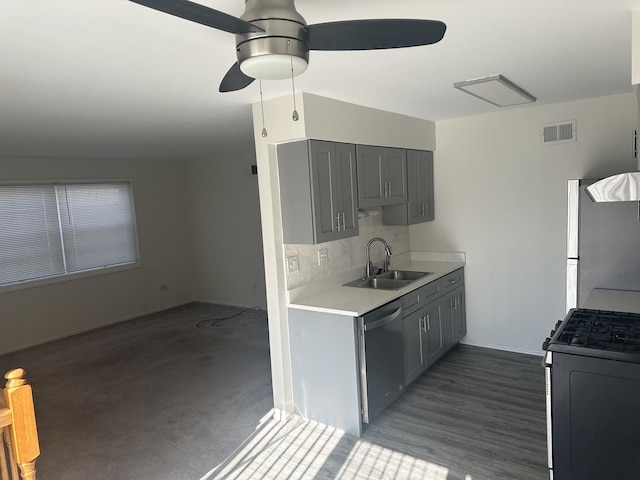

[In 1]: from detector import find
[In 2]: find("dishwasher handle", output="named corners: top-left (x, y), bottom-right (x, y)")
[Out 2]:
top-left (364, 307), bottom-right (402, 331)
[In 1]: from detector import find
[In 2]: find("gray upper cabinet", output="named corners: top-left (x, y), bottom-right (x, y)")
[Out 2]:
top-left (356, 145), bottom-right (407, 208)
top-left (382, 149), bottom-right (434, 225)
top-left (278, 140), bottom-right (358, 244)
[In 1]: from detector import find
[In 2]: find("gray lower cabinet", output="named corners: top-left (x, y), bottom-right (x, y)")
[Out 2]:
top-left (403, 308), bottom-right (425, 385)
top-left (288, 268), bottom-right (465, 437)
top-left (441, 267), bottom-right (466, 349)
top-left (403, 268), bottom-right (466, 386)
top-left (382, 149), bottom-right (434, 225)
top-left (403, 297), bottom-right (443, 385)
top-left (443, 285), bottom-right (466, 345)
top-left (424, 299), bottom-right (443, 365)
top-left (278, 140), bottom-right (358, 244)
top-left (357, 145), bottom-right (407, 207)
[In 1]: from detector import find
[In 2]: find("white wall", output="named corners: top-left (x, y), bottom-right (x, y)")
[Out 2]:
top-left (0, 157), bottom-right (196, 354)
top-left (251, 92), bottom-right (436, 417)
top-left (633, 10), bottom-right (640, 84)
top-left (411, 93), bottom-right (637, 354)
top-left (187, 153), bottom-right (267, 309)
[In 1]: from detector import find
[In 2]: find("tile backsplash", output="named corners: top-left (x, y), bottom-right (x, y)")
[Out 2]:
top-left (284, 209), bottom-right (410, 290)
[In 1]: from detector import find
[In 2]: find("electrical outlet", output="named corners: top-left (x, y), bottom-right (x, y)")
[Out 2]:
top-left (318, 249), bottom-right (329, 265)
top-left (286, 256), bottom-right (299, 274)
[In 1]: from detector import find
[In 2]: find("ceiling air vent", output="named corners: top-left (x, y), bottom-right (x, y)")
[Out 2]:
top-left (541, 120), bottom-right (577, 145)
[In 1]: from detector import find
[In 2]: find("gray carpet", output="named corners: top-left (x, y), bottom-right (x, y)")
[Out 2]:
top-left (0, 302), bottom-right (273, 480)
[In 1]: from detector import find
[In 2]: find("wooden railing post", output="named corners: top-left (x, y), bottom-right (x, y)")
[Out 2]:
top-left (4, 369), bottom-right (39, 480)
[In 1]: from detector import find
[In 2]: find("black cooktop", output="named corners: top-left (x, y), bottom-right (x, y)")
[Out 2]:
top-left (544, 308), bottom-right (640, 363)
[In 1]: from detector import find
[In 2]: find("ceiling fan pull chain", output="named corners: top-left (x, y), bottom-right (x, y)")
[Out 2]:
top-left (259, 80), bottom-right (267, 137)
top-left (288, 40), bottom-right (299, 122)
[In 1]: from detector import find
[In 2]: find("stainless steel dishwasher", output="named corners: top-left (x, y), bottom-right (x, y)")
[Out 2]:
top-left (358, 299), bottom-right (405, 423)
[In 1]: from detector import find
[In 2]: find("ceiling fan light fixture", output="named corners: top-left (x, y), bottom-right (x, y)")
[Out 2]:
top-left (130, 0), bottom-right (447, 92)
top-left (240, 54), bottom-right (308, 80)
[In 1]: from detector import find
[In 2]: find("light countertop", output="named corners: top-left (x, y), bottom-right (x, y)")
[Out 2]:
top-left (287, 257), bottom-right (465, 317)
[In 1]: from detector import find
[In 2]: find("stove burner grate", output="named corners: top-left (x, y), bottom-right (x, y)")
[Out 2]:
top-left (555, 309), bottom-right (640, 353)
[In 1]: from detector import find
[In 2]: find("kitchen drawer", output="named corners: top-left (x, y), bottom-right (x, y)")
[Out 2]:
top-left (441, 268), bottom-right (464, 293)
top-left (423, 279), bottom-right (443, 303)
top-left (401, 286), bottom-right (424, 314)
top-left (401, 279), bottom-right (442, 315)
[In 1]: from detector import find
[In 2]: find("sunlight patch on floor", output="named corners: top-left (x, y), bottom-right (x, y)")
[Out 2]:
top-left (207, 417), bottom-right (452, 480)
top-left (335, 439), bottom-right (450, 480)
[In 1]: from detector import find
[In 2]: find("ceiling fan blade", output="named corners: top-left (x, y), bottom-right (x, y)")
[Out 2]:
top-left (129, 0), bottom-right (264, 34)
top-left (308, 19), bottom-right (446, 51)
top-left (219, 63), bottom-right (255, 92)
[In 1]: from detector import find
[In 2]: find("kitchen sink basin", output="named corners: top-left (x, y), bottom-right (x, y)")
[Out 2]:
top-left (343, 270), bottom-right (432, 290)
top-left (376, 270), bottom-right (431, 281)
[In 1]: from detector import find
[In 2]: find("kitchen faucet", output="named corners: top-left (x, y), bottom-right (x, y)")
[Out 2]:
top-left (366, 237), bottom-right (392, 278)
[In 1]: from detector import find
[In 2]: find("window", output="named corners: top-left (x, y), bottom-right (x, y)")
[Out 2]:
top-left (0, 181), bottom-right (139, 289)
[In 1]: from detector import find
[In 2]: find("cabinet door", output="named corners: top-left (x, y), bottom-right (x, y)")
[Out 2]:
top-left (423, 299), bottom-right (443, 366)
top-left (442, 285), bottom-right (466, 347)
top-left (310, 140), bottom-right (341, 243)
top-left (417, 150), bottom-right (434, 222)
top-left (406, 150), bottom-right (421, 223)
top-left (441, 290), bottom-right (454, 348)
top-left (407, 150), bottom-right (434, 224)
top-left (334, 142), bottom-right (359, 239)
top-left (383, 147), bottom-right (407, 205)
top-left (452, 285), bottom-right (466, 341)
top-left (381, 150), bottom-right (433, 226)
top-left (403, 308), bottom-right (425, 385)
top-left (356, 145), bottom-right (384, 208)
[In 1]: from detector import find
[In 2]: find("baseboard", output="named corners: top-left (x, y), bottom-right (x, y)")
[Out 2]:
top-left (460, 340), bottom-right (544, 357)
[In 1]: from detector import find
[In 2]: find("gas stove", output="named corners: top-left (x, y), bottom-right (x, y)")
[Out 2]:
top-left (543, 308), bottom-right (640, 363)
top-left (542, 308), bottom-right (640, 480)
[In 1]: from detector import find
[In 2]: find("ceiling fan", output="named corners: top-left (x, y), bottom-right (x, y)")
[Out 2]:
top-left (129, 0), bottom-right (447, 93)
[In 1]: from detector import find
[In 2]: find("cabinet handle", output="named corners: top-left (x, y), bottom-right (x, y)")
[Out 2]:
top-left (427, 314), bottom-right (430, 330)
top-left (421, 316), bottom-right (427, 333)
top-left (388, 182), bottom-right (392, 198)
top-left (417, 294), bottom-right (420, 303)
top-left (449, 279), bottom-right (457, 285)
top-left (382, 182), bottom-right (387, 198)
top-left (335, 214), bottom-right (341, 232)
top-left (341, 212), bottom-right (346, 231)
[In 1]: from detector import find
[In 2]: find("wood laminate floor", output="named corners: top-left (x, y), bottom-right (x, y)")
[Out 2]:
top-left (209, 345), bottom-right (547, 480)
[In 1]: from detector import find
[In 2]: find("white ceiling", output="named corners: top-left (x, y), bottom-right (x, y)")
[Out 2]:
top-left (1, 0), bottom-right (639, 160)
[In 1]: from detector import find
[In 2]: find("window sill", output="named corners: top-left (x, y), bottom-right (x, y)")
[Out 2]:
top-left (0, 261), bottom-right (142, 295)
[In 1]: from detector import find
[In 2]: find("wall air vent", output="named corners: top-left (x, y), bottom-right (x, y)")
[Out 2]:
top-left (541, 120), bottom-right (577, 145)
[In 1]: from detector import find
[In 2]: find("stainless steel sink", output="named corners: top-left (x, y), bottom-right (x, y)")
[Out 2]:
top-left (343, 270), bottom-right (432, 290)
top-left (376, 270), bottom-right (430, 281)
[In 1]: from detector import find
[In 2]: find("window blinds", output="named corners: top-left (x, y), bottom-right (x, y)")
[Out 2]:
top-left (0, 182), bottom-right (138, 287)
